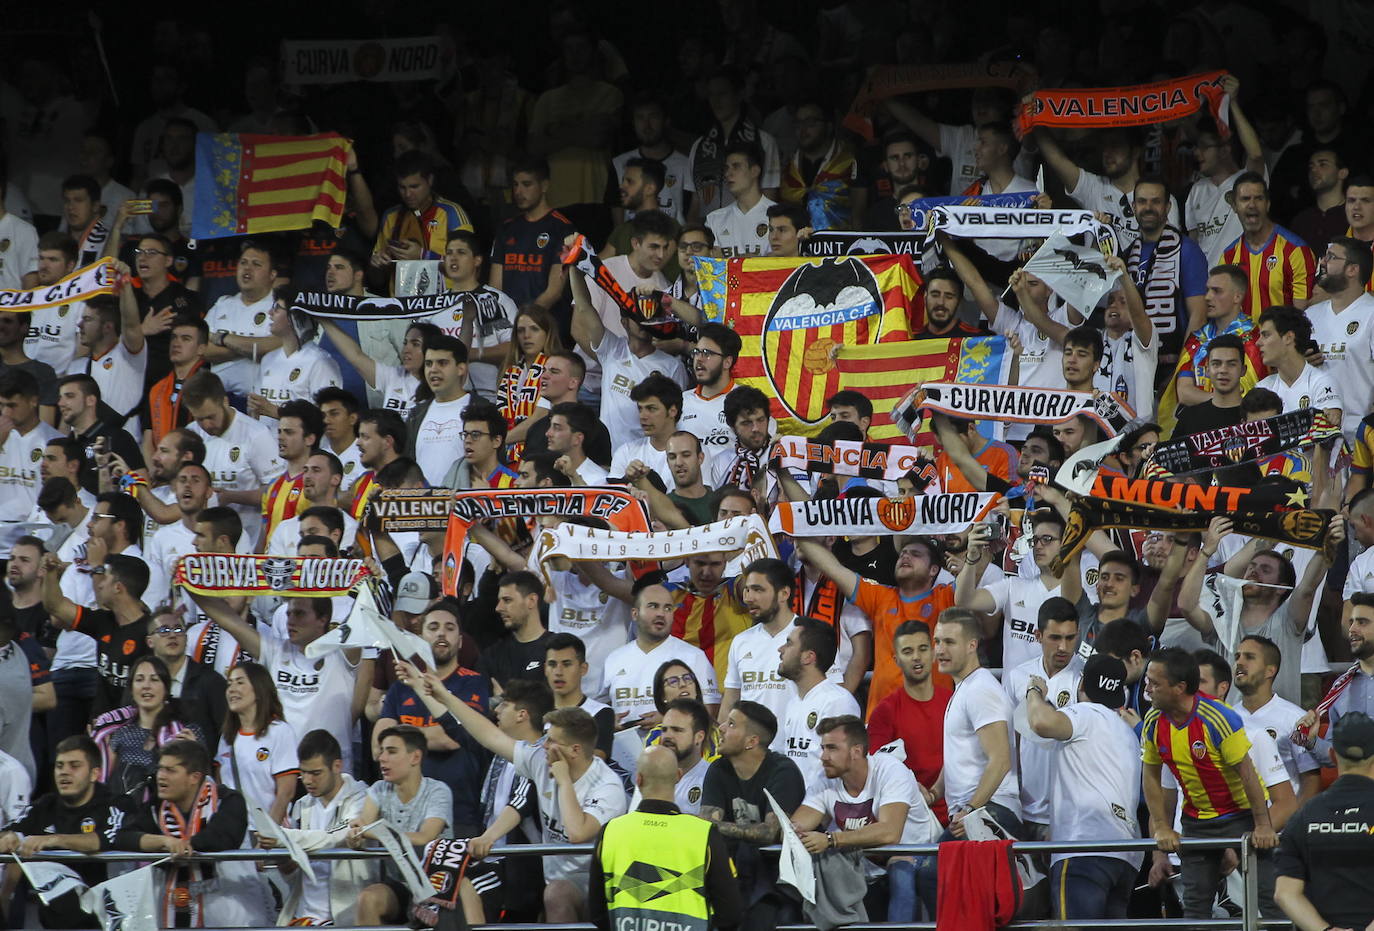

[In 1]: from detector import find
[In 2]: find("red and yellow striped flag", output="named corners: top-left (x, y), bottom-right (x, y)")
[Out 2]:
top-left (193, 133), bottom-right (351, 239)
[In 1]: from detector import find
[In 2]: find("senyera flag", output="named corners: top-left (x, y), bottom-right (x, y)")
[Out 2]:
top-left (193, 132), bottom-right (351, 239)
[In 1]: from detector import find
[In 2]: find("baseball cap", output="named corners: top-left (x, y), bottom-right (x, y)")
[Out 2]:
top-left (394, 571), bottom-right (435, 614)
top-left (1332, 711), bottom-right (1374, 761)
top-left (1082, 653), bottom-right (1128, 710)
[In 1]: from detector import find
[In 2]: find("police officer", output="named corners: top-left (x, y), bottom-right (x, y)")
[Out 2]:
top-left (589, 745), bottom-right (743, 931)
top-left (1275, 711), bottom-right (1374, 930)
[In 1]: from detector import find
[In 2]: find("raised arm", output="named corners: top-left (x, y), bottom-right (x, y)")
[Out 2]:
top-left (940, 236), bottom-right (999, 323)
top-left (319, 319), bottom-right (379, 387)
top-left (568, 266), bottom-right (605, 360)
top-left (1109, 254), bottom-right (1153, 346)
top-left (794, 539), bottom-right (860, 601)
top-left (955, 525), bottom-right (999, 618)
top-left (1179, 518), bottom-right (1229, 635)
top-left (402, 664), bottom-right (516, 762)
top-left (1011, 270), bottom-right (1071, 345)
top-left (1285, 518), bottom-right (1343, 635)
top-left (931, 414), bottom-right (989, 492)
top-left (187, 589), bottom-right (262, 657)
top-left (116, 262), bottom-right (146, 355)
top-left (39, 555), bottom-right (79, 628)
top-left (1145, 539), bottom-right (1190, 636)
top-left (880, 98), bottom-right (942, 152)
top-left (1030, 124), bottom-right (1083, 193)
top-left (1223, 77), bottom-right (1266, 176)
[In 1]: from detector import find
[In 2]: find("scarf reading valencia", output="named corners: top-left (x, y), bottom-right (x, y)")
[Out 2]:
top-left (158, 777), bottom-right (221, 927)
top-left (771, 435), bottom-right (926, 481)
top-left (1144, 409), bottom-right (1341, 477)
top-left (1015, 71), bottom-right (1231, 139)
top-left (1051, 497), bottom-right (1335, 575)
top-left (843, 61), bottom-right (1037, 140)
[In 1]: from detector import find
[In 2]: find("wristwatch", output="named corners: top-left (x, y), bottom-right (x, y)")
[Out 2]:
top-left (1026, 684), bottom-right (1044, 699)
top-left (214, 330), bottom-right (228, 347)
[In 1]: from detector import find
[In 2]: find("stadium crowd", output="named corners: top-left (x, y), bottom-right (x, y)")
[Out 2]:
top-left (3, 2), bottom-right (1374, 929)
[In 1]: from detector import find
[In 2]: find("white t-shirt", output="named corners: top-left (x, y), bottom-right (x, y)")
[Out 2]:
top-left (533, 555), bottom-right (631, 702)
top-left (1233, 694), bottom-right (1321, 794)
top-left (216, 718), bottom-right (300, 811)
top-left (705, 196), bottom-right (777, 258)
top-left (1003, 654), bottom-right (1085, 824)
top-left (1256, 362), bottom-right (1342, 416)
top-left (677, 383), bottom-right (735, 455)
top-left (574, 457), bottom-right (609, 486)
top-left (74, 340), bottom-right (148, 420)
top-left (324, 437), bottom-right (364, 490)
top-left (604, 635), bottom-right (719, 773)
top-left (593, 331), bottom-right (689, 447)
top-left (936, 124), bottom-right (1038, 197)
top-left (191, 411), bottom-right (285, 543)
top-left (415, 395), bottom-right (472, 486)
top-left (613, 148), bottom-right (691, 222)
top-left (1049, 702), bottom-right (1143, 868)
top-left (373, 363), bottom-right (421, 418)
top-left (255, 343), bottom-right (342, 424)
top-left (1306, 292), bottom-right (1374, 444)
top-left (609, 437), bottom-right (671, 488)
top-left (421, 286), bottom-right (518, 402)
top-left (0, 420), bottom-right (60, 552)
top-left (723, 619), bottom-right (799, 748)
top-left (25, 300), bottom-right (82, 372)
top-left (781, 678), bottom-right (862, 789)
top-left (257, 633), bottom-right (361, 773)
top-left (1068, 170), bottom-right (1180, 254)
top-left (0, 212), bottom-right (39, 290)
top-left (1186, 168), bottom-right (1249, 265)
top-left (631, 755), bottom-right (710, 815)
top-left (802, 752), bottom-right (939, 845)
top-left (985, 575), bottom-right (1062, 672)
top-left (1343, 546), bottom-right (1374, 600)
top-left (1096, 328), bottom-right (1158, 420)
top-left (205, 292), bottom-right (275, 396)
top-left (0, 748), bottom-right (31, 827)
top-left (991, 300), bottom-right (1074, 442)
top-left (943, 667), bottom-right (1020, 816)
top-left (513, 740), bottom-right (628, 882)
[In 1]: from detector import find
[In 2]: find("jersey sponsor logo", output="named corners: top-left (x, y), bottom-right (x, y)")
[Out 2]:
top-left (276, 669), bottom-right (321, 689)
top-left (741, 670), bottom-right (785, 685)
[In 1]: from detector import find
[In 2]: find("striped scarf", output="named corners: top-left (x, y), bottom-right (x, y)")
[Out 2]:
top-left (1292, 663), bottom-right (1363, 745)
top-left (499, 354), bottom-right (545, 461)
top-left (158, 777), bottom-right (221, 927)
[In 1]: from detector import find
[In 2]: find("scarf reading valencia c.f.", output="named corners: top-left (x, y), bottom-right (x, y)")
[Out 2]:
top-left (1144, 409), bottom-right (1341, 477)
top-left (1050, 496), bottom-right (1335, 575)
top-left (1015, 71), bottom-right (1231, 139)
top-left (843, 61), bottom-right (1038, 140)
top-left (771, 435), bottom-right (926, 482)
top-left (441, 487), bottom-right (651, 596)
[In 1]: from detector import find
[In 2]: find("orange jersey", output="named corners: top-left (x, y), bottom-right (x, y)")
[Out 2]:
top-left (1220, 225), bottom-right (1315, 318)
top-left (936, 438), bottom-right (1018, 493)
top-left (853, 578), bottom-right (955, 716)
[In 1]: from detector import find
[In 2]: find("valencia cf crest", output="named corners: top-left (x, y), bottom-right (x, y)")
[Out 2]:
top-left (1349, 321), bottom-right (1360, 335)
top-left (1056, 691), bottom-right (1070, 707)
top-left (290, 368), bottom-right (301, 381)
top-left (688, 786), bottom-right (701, 804)
top-left (756, 223), bottom-right (768, 237)
top-left (1191, 739), bottom-right (1207, 760)
top-left (1265, 255), bottom-right (1279, 270)
top-left (229, 447), bottom-right (241, 462)
top-left (30, 448), bottom-right (40, 462)
top-left (256, 747), bottom-right (270, 761)
top-left (80, 818), bottom-right (95, 833)
top-left (761, 257), bottom-right (884, 424)
top-left (255, 313), bottom-right (267, 325)
top-left (537, 232), bottom-right (550, 249)
top-left (807, 711), bottom-right (818, 729)
top-left (1085, 567), bottom-right (1100, 586)
top-left (1299, 395), bottom-right (1310, 408)
top-left (59, 305), bottom-right (69, 317)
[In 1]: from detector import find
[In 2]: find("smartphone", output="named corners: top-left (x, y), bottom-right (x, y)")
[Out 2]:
top-left (126, 199), bottom-right (154, 215)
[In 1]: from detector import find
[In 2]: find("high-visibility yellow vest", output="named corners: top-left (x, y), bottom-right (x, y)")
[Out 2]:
top-left (601, 808), bottom-right (719, 931)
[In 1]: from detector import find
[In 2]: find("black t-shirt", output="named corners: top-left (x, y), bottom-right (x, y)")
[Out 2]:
top-left (582, 699), bottom-right (615, 761)
top-left (71, 608), bottom-right (151, 713)
top-left (76, 420), bottom-right (145, 492)
top-left (701, 751), bottom-right (805, 887)
top-left (1171, 400), bottom-right (1244, 439)
top-left (491, 210), bottom-right (576, 323)
top-left (12, 601), bottom-right (54, 650)
top-left (0, 359), bottom-right (58, 407)
top-left (834, 537), bottom-right (897, 587)
top-left (118, 237), bottom-right (203, 285)
top-left (13, 784), bottom-right (121, 883)
top-left (132, 280), bottom-right (204, 391)
top-left (477, 630), bottom-right (555, 692)
top-left (1275, 773), bottom-right (1374, 929)
top-left (521, 411), bottom-right (613, 467)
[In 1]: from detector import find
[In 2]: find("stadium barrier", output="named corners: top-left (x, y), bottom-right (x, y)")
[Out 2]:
top-left (23, 834), bottom-right (1276, 930)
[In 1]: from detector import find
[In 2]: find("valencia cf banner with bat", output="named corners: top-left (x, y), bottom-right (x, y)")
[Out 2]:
top-left (364, 488), bottom-right (454, 532)
top-left (1145, 409), bottom-right (1341, 476)
top-left (175, 554), bottom-right (370, 596)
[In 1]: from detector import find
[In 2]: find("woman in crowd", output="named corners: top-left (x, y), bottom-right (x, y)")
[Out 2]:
top-left (320, 319), bottom-right (443, 417)
top-left (217, 663), bottom-right (300, 824)
top-left (103, 656), bottom-right (203, 793)
top-left (644, 659), bottom-right (719, 759)
top-left (499, 305), bottom-right (563, 457)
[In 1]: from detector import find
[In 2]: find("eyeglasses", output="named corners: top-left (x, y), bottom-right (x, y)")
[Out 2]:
top-left (680, 241), bottom-right (711, 253)
top-left (459, 431), bottom-right (491, 440)
top-left (88, 565), bottom-right (109, 575)
top-left (132, 248), bottom-right (169, 257)
top-left (91, 512), bottom-right (116, 519)
top-left (663, 672), bottom-right (696, 688)
top-left (689, 348), bottom-right (723, 358)
top-left (153, 625), bottom-right (186, 636)
top-left (1029, 535), bottom-right (1061, 547)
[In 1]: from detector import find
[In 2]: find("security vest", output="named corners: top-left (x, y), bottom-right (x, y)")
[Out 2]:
top-left (601, 807), bottom-right (717, 931)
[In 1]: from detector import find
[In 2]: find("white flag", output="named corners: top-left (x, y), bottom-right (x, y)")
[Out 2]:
top-left (1022, 230), bottom-right (1121, 312)
top-left (15, 858), bottom-right (87, 904)
top-left (248, 800), bottom-right (316, 881)
top-left (363, 818), bottom-right (434, 902)
top-left (1054, 432), bottom-right (1127, 496)
top-left (765, 790), bottom-right (815, 905)
top-left (306, 583), bottom-right (435, 670)
top-left (78, 864), bottom-right (159, 931)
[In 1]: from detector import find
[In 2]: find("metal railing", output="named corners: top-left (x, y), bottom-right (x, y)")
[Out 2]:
top-left (16, 834), bottom-right (1284, 931)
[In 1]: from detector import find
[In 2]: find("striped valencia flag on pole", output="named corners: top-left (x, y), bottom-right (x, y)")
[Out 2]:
top-left (192, 133), bottom-right (351, 240)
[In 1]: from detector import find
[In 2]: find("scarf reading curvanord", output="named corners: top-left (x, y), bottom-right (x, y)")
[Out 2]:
top-left (770, 492), bottom-right (1000, 537)
top-left (441, 487), bottom-right (651, 596)
top-left (892, 382), bottom-right (1136, 439)
top-left (1050, 497), bottom-right (1335, 575)
top-left (1015, 71), bottom-right (1231, 139)
top-left (1144, 409), bottom-right (1341, 476)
